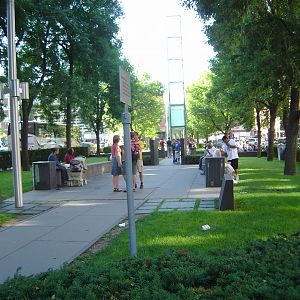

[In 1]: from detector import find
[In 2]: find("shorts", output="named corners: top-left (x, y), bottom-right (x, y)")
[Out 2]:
top-left (136, 159), bottom-right (144, 173)
top-left (122, 160), bottom-right (137, 175)
top-left (228, 158), bottom-right (238, 170)
top-left (111, 157), bottom-right (121, 176)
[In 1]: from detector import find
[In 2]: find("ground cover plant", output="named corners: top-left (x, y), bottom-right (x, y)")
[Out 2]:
top-left (0, 233), bottom-right (299, 299)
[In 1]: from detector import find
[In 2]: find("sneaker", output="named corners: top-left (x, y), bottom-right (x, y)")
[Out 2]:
top-left (140, 183), bottom-right (143, 189)
top-left (235, 175), bottom-right (240, 181)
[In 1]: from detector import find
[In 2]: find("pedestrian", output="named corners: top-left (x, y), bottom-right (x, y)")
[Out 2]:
top-left (213, 142), bottom-right (236, 180)
top-left (171, 139), bottom-right (176, 163)
top-left (48, 148), bottom-right (68, 187)
top-left (135, 132), bottom-right (144, 189)
top-left (111, 135), bottom-right (123, 192)
top-left (130, 131), bottom-right (140, 192)
top-left (222, 135), bottom-right (239, 180)
top-left (166, 137), bottom-right (172, 158)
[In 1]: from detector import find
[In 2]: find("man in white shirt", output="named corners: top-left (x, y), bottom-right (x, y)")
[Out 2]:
top-left (222, 135), bottom-right (239, 180)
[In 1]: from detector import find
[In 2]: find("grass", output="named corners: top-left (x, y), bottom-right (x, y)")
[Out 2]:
top-left (0, 212), bottom-right (15, 226)
top-left (87, 157), bottom-right (300, 264)
top-left (85, 156), bottom-right (108, 164)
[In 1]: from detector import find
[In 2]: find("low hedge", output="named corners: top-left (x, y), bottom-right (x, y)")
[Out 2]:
top-left (0, 147), bottom-right (88, 171)
top-left (0, 232), bottom-right (299, 299)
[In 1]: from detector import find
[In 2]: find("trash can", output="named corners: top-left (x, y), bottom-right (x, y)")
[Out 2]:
top-left (32, 161), bottom-right (57, 190)
top-left (277, 145), bottom-right (286, 160)
top-left (205, 157), bottom-right (225, 187)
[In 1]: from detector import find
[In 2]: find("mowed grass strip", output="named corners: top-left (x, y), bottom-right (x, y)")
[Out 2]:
top-left (89, 157), bottom-right (300, 264)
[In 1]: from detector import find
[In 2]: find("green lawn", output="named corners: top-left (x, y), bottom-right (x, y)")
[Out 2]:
top-left (89, 157), bottom-right (300, 264)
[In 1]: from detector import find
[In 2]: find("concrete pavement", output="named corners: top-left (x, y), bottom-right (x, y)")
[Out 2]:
top-left (0, 158), bottom-right (220, 283)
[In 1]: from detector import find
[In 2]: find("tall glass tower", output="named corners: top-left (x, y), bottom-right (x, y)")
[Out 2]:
top-left (166, 15), bottom-right (186, 139)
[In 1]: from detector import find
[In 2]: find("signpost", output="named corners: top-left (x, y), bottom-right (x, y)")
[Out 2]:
top-left (119, 66), bottom-right (137, 257)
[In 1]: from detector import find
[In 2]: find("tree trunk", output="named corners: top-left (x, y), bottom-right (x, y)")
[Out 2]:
top-left (267, 104), bottom-right (277, 161)
top-left (256, 108), bottom-right (262, 158)
top-left (21, 99), bottom-right (30, 171)
top-left (96, 127), bottom-right (100, 157)
top-left (66, 96), bottom-right (72, 148)
top-left (284, 87), bottom-right (300, 176)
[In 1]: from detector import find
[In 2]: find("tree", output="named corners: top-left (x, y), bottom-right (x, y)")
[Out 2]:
top-left (182, 0), bottom-right (300, 173)
top-left (0, 0), bottom-right (124, 169)
top-left (130, 74), bottom-right (164, 139)
top-left (186, 72), bottom-right (215, 142)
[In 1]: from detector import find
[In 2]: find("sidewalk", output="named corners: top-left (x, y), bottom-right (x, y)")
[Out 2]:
top-left (0, 158), bottom-right (220, 283)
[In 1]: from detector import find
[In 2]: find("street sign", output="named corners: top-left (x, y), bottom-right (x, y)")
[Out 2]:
top-left (119, 66), bottom-right (131, 106)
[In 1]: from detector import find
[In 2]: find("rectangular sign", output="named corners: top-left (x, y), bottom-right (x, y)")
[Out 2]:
top-left (170, 105), bottom-right (185, 127)
top-left (119, 66), bottom-right (131, 106)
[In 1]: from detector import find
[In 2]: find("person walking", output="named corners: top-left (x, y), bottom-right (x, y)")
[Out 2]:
top-left (135, 132), bottom-right (144, 189)
top-left (222, 135), bottom-right (239, 180)
top-left (166, 137), bottom-right (172, 158)
top-left (130, 131), bottom-right (140, 192)
top-left (111, 135), bottom-right (123, 192)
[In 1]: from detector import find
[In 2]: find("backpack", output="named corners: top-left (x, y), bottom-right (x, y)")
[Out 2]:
top-left (69, 159), bottom-right (82, 172)
top-left (131, 142), bottom-right (140, 161)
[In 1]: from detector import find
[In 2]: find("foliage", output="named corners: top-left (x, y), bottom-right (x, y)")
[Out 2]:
top-left (181, 0), bottom-right (300, 168)
top-left (131, 73), bottom-right (165, 139)
top-left (186, 72), bottom-right (215, 139)
top-left (0, 233), bottom-right (299, 299)
top-left (0, 0), bottom-right (124, 166)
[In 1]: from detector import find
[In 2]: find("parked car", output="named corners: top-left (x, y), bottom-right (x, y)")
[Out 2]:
top-left (0, 145), bottom-right (8, 152)
top-left (247, 138), bottom-right (258, 146)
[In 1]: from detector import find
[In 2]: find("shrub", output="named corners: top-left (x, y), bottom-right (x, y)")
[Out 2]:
top-left (0, 233), bottom-right (299, 299)
top-left (0, 151), bottom-right (12, 170)
top-left (184, 155), bottom-right (200, 164)
top-left (103, 146), bottom-right (112, 154)
top-left (0, 147), bottom-right (88, 170)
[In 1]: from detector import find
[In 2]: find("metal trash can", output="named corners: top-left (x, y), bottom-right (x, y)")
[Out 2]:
top-left (277, 145), bottom-right (286, 160)
top-left (205, 157), bottom-right (225, 187)
top-left (32, 161), bottom-right (57, 190)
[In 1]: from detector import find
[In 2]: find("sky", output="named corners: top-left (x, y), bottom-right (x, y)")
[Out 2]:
top-left (118, 0), bottom-right (215, 87)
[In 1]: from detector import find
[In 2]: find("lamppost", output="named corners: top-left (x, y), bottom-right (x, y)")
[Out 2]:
top-left (0, 0), bottom-right (30, 208)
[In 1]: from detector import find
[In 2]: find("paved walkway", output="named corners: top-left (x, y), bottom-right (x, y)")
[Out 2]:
top-left (0, 158), bottom-right (220, 283)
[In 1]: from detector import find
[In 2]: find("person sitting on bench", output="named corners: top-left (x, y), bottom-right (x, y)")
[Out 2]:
top-left (48, 148), bottom-right (68, 186)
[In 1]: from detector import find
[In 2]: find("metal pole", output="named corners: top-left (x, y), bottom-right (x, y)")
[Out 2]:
top-left (122, 105), bottom-right (137, 256)
top-left (7, 0), bottom-right (23, 208)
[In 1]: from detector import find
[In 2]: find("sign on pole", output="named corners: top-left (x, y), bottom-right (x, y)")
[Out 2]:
top-left (119, 66), bottom-right (131, 106)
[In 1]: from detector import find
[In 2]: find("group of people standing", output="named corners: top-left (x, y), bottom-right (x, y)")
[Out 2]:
top-left (199, 135), bottom-right (239, 181)
top-left (111, 131), bottom-right (144, 192)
